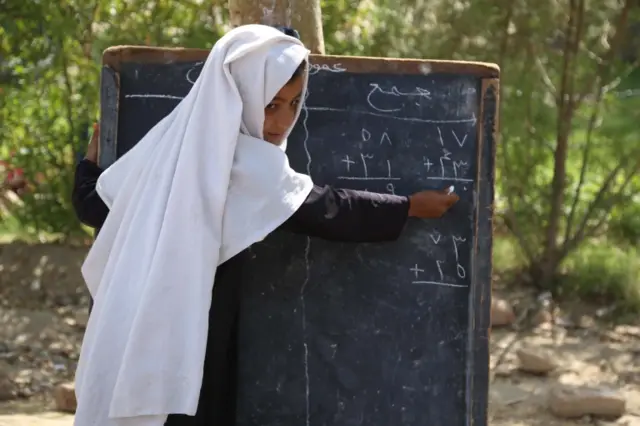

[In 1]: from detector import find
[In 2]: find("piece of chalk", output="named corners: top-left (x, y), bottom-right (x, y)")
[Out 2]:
top-left (447, 185), bottom-right (455, 194)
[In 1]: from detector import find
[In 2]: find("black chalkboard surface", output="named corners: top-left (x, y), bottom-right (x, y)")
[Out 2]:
top-left (100, 47), bottom-right (499, 426)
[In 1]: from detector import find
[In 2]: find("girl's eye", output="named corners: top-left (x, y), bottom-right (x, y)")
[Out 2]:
top-left (266, 103), bottom-right (277, 110)
top-left (291, 99), bottom-right (300, 107)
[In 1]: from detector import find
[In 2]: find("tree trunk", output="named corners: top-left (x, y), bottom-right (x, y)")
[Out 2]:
top-left (228, 0), bottom-right (325, 54)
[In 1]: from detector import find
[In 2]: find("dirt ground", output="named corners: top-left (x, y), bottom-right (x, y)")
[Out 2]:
top-left (0, 241), bottom-right (639, 426)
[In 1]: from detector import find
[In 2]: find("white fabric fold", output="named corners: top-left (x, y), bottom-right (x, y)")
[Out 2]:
top-left (74, 24), bottom-right (313, 426)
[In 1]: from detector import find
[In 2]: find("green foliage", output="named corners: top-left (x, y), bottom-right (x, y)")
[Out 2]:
top-left (560, 243), bottom-right (640, 312)
top-left (1, 0), bottom-right (229, 235)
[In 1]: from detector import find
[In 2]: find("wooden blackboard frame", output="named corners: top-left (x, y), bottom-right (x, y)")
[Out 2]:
top-left (99, 46), bottom-right (499, 426)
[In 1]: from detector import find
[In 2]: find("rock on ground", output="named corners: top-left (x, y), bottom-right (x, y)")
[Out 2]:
top-left (548, 385), bottom-right (626, 418)
top-left (517, 347), bottom-right (558, 374)
top-left (53, 382), bottom-right (76, 414)
top-left (491, 298), bottom-right (515, 327)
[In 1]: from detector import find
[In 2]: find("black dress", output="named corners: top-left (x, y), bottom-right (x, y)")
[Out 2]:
top-left (72, 159), bottom-right (410, 426)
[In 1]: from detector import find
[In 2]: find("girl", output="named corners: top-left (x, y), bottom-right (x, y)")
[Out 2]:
top-left (72, 25), bottom-right (458, 426)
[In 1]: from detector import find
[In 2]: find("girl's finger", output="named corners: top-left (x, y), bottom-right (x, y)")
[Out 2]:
top-left (91, 122), bottom-right (100, 139)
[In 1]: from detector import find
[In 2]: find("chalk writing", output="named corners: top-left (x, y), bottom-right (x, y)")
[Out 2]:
top-left (361, 128), bottom-right (393, 146)
top-left (386, 183), bottom-right (396, 195)
top-left (435, 260), bottom-right (445, 281)
top-left (124, 78), bottom-right (476, 189)
top-left (361, 154), bottom-right (373, 177)
top-left (452, 236), bottom-right (467, 279)
top-left (309, 63), bottom-right (346, 75)
top-left (313, 78), bottom-right (476, 187)
top-left (452, 130), bottom-right (467, 147)
top-left (186, 62), bottom-right (204, 85)
top-left (453, 160), bottom-right (469, 178)
top-left (114, 58), bottom-right (490, 425)
top-left (407, 233), bottom-right (470, 288)
top-left (423, 157), bottom-right (434, 172)
top-left (337, 153), bottom-right (401, 181)
top-left (366, 83), bottom-right (431, 113)
top-left (429, 231), bottom-right (442, 245)
top-left (380, 132), bottom-right (392, 146)
top-left (410, 264), bottom-right (425, 278)
top-left (179, 59), bottom-right (346, 86)
top-left (439, 149), bottom-right (452, 177)
top-left (341, 155), bottom-right (355, 172)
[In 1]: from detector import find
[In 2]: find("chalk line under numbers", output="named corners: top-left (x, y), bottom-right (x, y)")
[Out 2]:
top-left (412, 281), bottom-right (468, 288)
top-left (337, 176), bottom-right (401, 181)
top-left (427, 177), bottom-right (474, 182)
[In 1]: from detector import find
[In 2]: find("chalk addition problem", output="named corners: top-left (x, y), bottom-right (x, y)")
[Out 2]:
top-left (409, 233), bottom-right (469, 288)
top-left (335, 127), bottom-right (473, 187)
top-left (302, 78), bottom-right (477, 188)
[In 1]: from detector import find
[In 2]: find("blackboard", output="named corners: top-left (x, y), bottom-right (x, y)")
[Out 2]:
top-left (100, 46), bottom-right (499, 426)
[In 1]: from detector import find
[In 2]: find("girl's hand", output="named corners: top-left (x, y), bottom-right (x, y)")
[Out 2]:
top-left (85, 122), bottom-right (99, 163)
top-left (408, 187), bottom-right (459, 218)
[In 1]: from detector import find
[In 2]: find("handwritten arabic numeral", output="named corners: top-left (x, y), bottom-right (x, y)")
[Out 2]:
top-left (362, 128), bottom-right (371, 142)
top-left (360, 153), bottom-right (373, 178)
top-left (436, 126), bottom-right (444, 146)
top-left (439, 149), bottom-right (451, 178)
top-left (452, 235), bottom-right (465, 262)
top-left (386, 182), bottom-right (396, 195)
top-left (429, 232), bottom-right (442, 245)
top-left (453, 160), bottom-right (468, 178)
top-left (451, 130), bottom-right (467, 148)
top-left (457, 264), bottom-right (466, 279)
top-left (436, 260), bottom-right (445, 281)
top-left (380, 132), bottom-right (392, 146)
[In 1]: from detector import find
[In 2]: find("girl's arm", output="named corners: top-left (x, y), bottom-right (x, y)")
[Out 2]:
top-left (72, 159), bottom-right (109, 229)
top-left (72, 125), bottom-right (109, 228)
top-left (280, 185), bottom-right (410, 243)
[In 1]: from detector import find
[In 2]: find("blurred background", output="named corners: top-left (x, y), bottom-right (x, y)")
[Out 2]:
top-left (0, 0), bottom-right (639, 424)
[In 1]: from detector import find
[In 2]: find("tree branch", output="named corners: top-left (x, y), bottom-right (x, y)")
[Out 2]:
top-left (564, 0), bottom-right (634, 244)
top-left (564, 160), bottom-right (626, 252)
top-left (563, 80), bottom-right (604, 243)
top-left (503, 209), bottom-right (536, 262)
top-left (58, 39), bottom-right (77, 160)
top-left (544, 0), bottom-right (585, 255)
top-left (584, 160), bottom-right (640, 240)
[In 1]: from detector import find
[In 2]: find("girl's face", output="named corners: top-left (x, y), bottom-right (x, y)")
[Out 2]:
top-left (263, 75), bottom-right (304, 145)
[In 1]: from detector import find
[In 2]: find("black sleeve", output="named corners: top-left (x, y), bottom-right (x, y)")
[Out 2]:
top-left (71, 159), bottom-right (109, 229)
top-left (281, 185), bottom-right (410, 243)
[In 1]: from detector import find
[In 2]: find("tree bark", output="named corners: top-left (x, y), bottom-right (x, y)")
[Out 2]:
top-left (228, 0), bottom-right (325, 54)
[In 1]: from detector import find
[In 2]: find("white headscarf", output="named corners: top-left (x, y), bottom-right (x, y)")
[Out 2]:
top-left (74, 25), bottom-right (313, 426)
